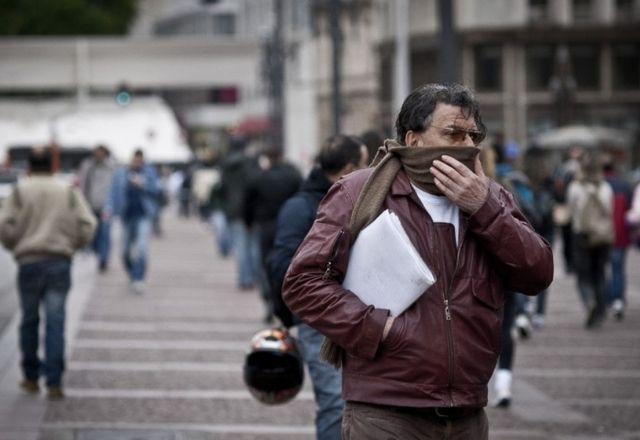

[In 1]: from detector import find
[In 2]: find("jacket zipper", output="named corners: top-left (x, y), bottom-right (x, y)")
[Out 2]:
top-left (322, 229), bottom-right (344, 280)
top-left (443, 232), bottom-right (465, 407)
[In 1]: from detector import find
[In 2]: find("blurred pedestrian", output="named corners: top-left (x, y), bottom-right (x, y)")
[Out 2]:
top-left (267, 134), bottom-right (368, 440)
top-left (208, 176), bottom-right (233, 258)
top-left (244, 146), bottom-right (302, 323)
top-left (495, 143), bottom-right (534, 338)
top-left (105, 149), bottom-right (161, 294)
top-left (567, 152), bottom-right (614, 328)
top-left (553, 146), bottom-right (584, 274)
top-left (77, 145), bottom-right (117, 272)
top-left (153, 165), bottom-right (170, 237)
top-left (178, 166), bottom-right (193, 217)
top-left (220, 139), bottom-right (261, 290)
top-left (283, 84), bottom-right (553, 439)
top-left (603, 160), bottom-right (632, 320)
top-left (493, 145), bottom-right (555, 408)
top-left (0, 148), bottom-right (96, 400)
top-left (359, 129), bottom-right (384, 165)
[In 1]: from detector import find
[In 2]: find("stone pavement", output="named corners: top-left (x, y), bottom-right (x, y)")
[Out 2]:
top-left (0, 213), bottom-right (639, 440)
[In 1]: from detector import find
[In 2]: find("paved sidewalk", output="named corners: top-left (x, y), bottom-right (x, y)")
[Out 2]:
top-left (0, 213), bottom-right (639, 439)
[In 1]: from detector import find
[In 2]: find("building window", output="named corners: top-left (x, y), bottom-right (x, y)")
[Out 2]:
top-left (569, 44), bottom-right (600, 90)
top-left (474, 45), bottom-right (503, 91)
top-left (615, 0), bottom-right (639, 21)
top-left (526, 45), bottom-right (555, 90)
top-left (210, 87), bottom-right (239, 104)
top-left (212, 13), bottom-right (235, 35)
top-left (612, 44), bottom-right (640, 90)
top-left (573, 0), bottom-right (593, 22)
top-left (529, 0), bottom-right (550, 23)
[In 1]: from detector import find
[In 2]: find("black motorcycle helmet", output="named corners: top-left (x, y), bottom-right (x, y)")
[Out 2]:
top-left (243, 328), bottom-right (305, 405)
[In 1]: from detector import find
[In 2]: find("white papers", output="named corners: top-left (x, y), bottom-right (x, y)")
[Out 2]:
top-left (342, 210), bottom-right (436, 316)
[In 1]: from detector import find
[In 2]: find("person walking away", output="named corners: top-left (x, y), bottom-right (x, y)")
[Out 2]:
top-left (244, 146), bottom-right (302, 323)
top-left (567, 153), bottom-right (614, 328)
top-left (105, 149), bottom-right (160, 295)
top-left (0, 148), bottom-right (96, 399)
top-left (553, 147), bottom-right (584, 274)
top-left (283, 84), bottom-right (553, 439)
top-left (603, 160), bottom-right (632, 320)
top-left (492, 148), bottom-right (554, 407)
top-left (77, 145), bottom-right (117, 272)
top-left (268, 135), bottom-right (368, 439)
top-left (220, 139), bottom-right (261, 290)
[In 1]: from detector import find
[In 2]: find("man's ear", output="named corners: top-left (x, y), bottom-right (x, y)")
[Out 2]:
top-left (405, 130), bottom-right (421, 147)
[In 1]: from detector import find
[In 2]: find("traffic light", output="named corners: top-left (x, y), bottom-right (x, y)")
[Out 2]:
top-left (115, 84), bottom-right (132, 107)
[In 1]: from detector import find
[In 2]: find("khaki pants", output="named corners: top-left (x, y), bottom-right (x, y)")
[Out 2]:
top-left (342, 401), bottom-right (489, 440)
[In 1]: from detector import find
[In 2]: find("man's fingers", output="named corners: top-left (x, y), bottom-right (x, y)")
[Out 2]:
top-left (474, 154), bottom-right (486, 178)
top-left (430, 166), bottom-right (460, 190)
top-left (434, 177), bottom-right (456, 199)
top-left (440, 155), bottom-right (473, 178)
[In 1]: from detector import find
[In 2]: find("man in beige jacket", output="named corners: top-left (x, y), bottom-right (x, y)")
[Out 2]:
top-left (0, 148), bottom-right (96, 399)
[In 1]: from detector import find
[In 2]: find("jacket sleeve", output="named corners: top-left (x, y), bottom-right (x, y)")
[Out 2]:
top-left (282, 181), bottom-right (389, 360)
top-left (467, 181), bottom-right (554, 295)
top-left (71, 188), bottom-right (98, 249)
top-left (0, 188), bottom-right (20, 250)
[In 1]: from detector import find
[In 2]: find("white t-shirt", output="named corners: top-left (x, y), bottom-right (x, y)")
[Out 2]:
top-left (411, 184), bottom-right (460, 246)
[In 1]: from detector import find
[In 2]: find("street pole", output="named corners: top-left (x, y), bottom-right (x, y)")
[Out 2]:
top-left (329, 0), bottom-right (342, 135)
top-left (270, 0), bottom-right (285, 151)
top-left (393, 0), bottom-right (411, 114)
top-left (437, 0), bottom-right (458, 83)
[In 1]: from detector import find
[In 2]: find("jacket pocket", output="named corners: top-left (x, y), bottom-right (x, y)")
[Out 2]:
top-left (311, 223), bottom-right (347, 280)
top-left (471, 277), bottom-right (506, 311)
top-left (380, 313), bottom-right (406, 353)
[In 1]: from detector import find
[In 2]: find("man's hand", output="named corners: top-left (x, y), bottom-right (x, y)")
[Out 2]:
top-left (430, 154), bottom-right (489, 214)
top-left (382, 316), bottom-right (396, 341)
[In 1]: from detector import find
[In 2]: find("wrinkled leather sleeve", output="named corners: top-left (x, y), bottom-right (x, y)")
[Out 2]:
top-left (282, 180), bottom-right (389, 361)
top-left (468, 180), bottom-right (554, 294)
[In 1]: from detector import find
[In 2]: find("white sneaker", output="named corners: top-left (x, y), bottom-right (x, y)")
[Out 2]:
top-left (493, 369), bottom-right (512, 408)
top-left (612, 299), bottom-right (625, 321)
top-left (515, 314), bottom-right (532, 339)
top-left (130, 281), bottom-right (145, 295)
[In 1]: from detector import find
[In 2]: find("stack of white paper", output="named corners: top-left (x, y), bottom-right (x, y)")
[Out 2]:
top-left (342, 210), bottom-right (436, 316)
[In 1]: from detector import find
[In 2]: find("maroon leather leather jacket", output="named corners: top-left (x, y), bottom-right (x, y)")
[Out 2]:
top-left (283, 168), bottom-right (553, 408)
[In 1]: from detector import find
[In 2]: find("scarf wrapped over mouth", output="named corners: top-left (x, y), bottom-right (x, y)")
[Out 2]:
top-left (371, 140), bottom-right (481, 195)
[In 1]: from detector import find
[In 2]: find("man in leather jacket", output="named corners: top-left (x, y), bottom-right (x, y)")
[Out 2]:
top-left (283, 84), bottom-right (553, 439)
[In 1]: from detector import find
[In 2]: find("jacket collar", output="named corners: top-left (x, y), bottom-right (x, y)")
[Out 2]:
top-left (390, 169), bottom-right (414, 196)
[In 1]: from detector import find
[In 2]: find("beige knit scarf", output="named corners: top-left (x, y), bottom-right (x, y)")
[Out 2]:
top-left (320, 140), bottom-right (480, 367)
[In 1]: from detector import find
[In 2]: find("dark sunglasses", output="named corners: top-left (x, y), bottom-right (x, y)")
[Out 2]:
top-left (431, 125), bottom-right (485, 146)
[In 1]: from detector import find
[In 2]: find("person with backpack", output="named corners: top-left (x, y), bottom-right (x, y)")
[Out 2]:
top-left (567, 152), bottom-right (614, 329)
top-left (603, 160), bottom-right (632, 320)
top-left (267, 134), bottom-right (368, 440)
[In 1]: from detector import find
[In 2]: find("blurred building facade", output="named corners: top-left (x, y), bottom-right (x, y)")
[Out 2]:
top-left (278, 0), bottom-right (640, 161)
top-left (0, 0), bottom-right (638, 166)
top-left (371, 0), bottom-right (640, 146)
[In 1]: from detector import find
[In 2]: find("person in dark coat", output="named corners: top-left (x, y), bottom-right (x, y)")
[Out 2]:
top-left (220, 139), bottom-right (260, 289)
top-left (244, 146), bottom-right (302, 322)
top-left (267, 135), bottom-right (368, 440)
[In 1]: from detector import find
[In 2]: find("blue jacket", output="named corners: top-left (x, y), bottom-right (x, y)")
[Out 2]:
top-left (106, 164), bottom-right (160, 220)
top-left (267, 167), bottom-right (333, 327)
